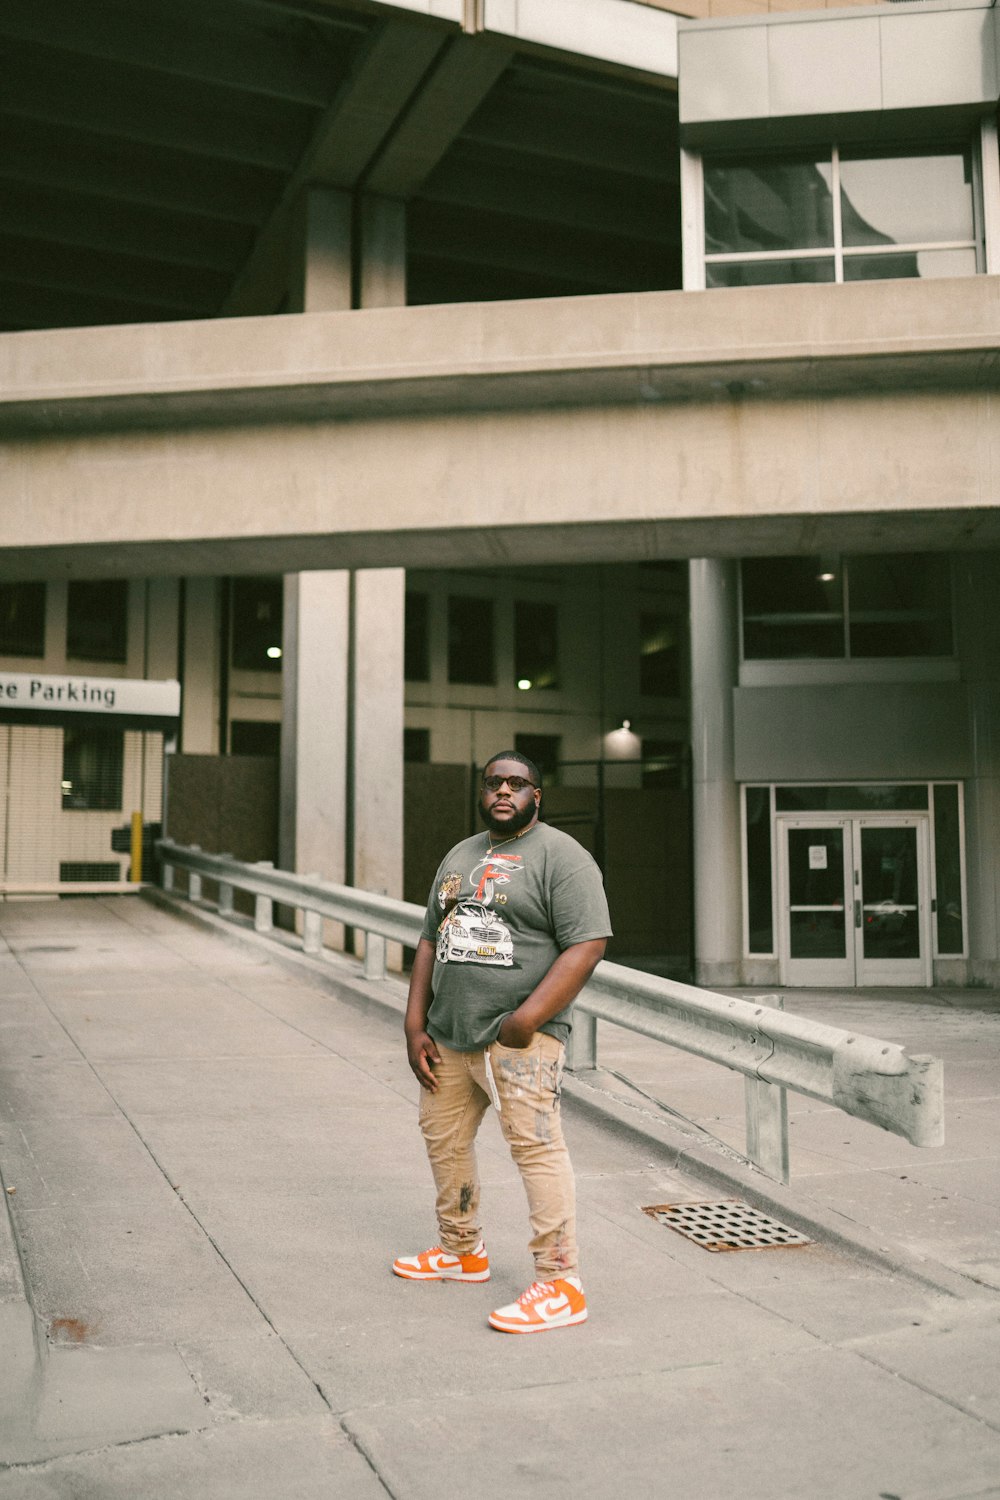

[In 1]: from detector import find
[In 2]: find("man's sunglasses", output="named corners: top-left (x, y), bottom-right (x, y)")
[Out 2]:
top-left (482, 775), bottom-right (537, 793)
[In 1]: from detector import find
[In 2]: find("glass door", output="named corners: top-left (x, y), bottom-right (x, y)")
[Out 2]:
top-left (856, 820), bottom-right (929, 986)
top-left (778, 817), bottom-right (930, 986)
top-left (780, 821), bottom-right (853, 986)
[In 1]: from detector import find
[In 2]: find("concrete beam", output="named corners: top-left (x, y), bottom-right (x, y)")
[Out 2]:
top-left (1, 280), bottom-right (998, 579)
top-left (362, 35), bottom-right (515, 197)
top-left (4, 280), bottom-right (999, 426)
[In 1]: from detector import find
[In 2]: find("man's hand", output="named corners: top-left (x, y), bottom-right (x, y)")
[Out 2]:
top-left (406, 1028), bottom-right (441, 1091)
top-left (496, 1012), bottom-right (534, 1049)
top-left (403, 938), bottom-right (440, 1090)
top-left (495, 938), bottom-right (607, 1051)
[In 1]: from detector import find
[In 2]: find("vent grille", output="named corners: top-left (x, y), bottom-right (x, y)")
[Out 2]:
top-left (59, 862), bottom-right (121, 883)
top-left (643, 1201), bottom-right (812, 1252)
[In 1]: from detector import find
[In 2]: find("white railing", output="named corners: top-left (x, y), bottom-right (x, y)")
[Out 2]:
top-left (156, 840), bottom-right (944, 1184)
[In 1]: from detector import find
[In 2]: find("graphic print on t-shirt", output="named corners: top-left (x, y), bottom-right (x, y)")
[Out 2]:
top-left (435, 850), bottom-right (525, 968)
top-left (436, 899), bottom-right (513, 966)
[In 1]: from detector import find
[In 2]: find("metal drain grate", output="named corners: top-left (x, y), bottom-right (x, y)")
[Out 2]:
top-left (642, 1201), bottom-right (812, 1252)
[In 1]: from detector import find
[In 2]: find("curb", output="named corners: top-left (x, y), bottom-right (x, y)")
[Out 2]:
top-left (561, 1071), bottom-right (977, 1299)
top-left (143, 889), bottom-right (986, 1303)
top-left (0, 1170), bottom-right (29, 1308)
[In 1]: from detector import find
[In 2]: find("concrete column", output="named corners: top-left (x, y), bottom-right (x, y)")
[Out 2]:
top-left (281, 190), bottom-right (353, 908)
top-left (180, 578), bottom-right (218, 753)
top-left (352, 567), bottom-right (405, 910)
top-left (289, 188), bottom-right (352, 314)
top-left (359, 197), bottom-right (407, 308)
top-left (44, 582), bottom-right (67, 670)
top-left (956, 552), bottom-right (1000, 981)
top-left (279, 572), bottom-right (350, 891)
top-left (280, 193), bottom-right (407, 957)
top-left (352, 195), bottom-right (406, 941)
top-left (689, 558), bottom-right (742, 987)
top-left (145, 578), bottom-right (180, 823)
top-left (145, 579), bottom-right (179, 681)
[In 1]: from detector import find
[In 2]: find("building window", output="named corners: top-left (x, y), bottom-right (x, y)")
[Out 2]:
top-left (704, 145), bottom-right (979, 287)
top-left (744, 786), bottom-right (774, 955)
top-left (405, 592), bottom-right (430, 682)
top-left (639, 612), bottom-right (681, 697)
top-left (448, 595), bottom-right (494, 685)
top-left (514, 733), bottom-right (560, 786)
top-left (741, 554), bottom-right (952, 661)
top-left (641, 738), bottom-right (686, 790)
top-left (514, 600), bottom-right (559, 691)
top-left (67, 579), bottom-right (128, 663)
top-left (231, 578), bottom-right (283, 672)
top-left (62, 726), bottom-right (124, 810)
top-left (846, 555), bottom-right (953, 658)
top-left (230, 720), bottom-right (280, 755)
top-left (774, 784), bottom-right (929, 813)
top-left (404, 727), bottom-right (431, 763)
top-left (0, 581), bottom-right (45, 657)
top-left (932, 783), bottom-right (964, 956)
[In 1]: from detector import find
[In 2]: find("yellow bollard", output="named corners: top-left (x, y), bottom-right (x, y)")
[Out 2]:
top-left (130, 811), bottom-right (143, 883)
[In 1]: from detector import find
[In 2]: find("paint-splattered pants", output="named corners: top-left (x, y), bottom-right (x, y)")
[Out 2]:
top-left (418, 1031), bottom-right (578, 1278)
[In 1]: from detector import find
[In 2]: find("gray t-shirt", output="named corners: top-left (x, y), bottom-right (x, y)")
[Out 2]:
top-left (420, 821), bottom-right (612, 1051)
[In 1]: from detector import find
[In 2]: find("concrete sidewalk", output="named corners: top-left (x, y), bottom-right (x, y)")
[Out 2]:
top-left (1, 895), bottom-right (998, 1499)
top-left (585, 983), bottom-right (1000, 1293)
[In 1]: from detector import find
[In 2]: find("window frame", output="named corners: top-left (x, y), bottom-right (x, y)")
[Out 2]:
top-left (66, 579), bottom-right (129, 665)
top-left (0, 581), bottom-right (46, 659)
top-left (61, 724), bottom-right (125, 811)
top-left (701, 140), bottom-right (984, 288)
top-left (739, 554), bottom-right (955, 666)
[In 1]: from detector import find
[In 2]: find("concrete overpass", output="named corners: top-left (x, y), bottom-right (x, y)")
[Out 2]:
top-left (2, 275), bottom-right (998, 582)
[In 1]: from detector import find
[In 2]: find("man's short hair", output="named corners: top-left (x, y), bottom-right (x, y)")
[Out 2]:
top-left (482, 749), bottom-right (543, 790)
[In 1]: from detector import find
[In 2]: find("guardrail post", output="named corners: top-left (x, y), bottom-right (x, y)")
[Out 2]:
top-left (566, 1010), bottom-right (598, 1072)
top-left (303, 909), bottom-right (323, 956)
top-left (254, 861), bottom-right (274, 934)
top-left (162, 863), bottom-right (174, 893)
top-left (186, 845), bottom-right (202, 903)
top-left (744, 994), bottom-right (789, 1184)
top-left (363, 931), bottom-right (386, 981)
top-left (216, 855), bottom-right (234, 918)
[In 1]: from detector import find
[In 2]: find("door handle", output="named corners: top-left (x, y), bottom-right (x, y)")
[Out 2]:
top-left (854, 899), bottom-right (861, 929)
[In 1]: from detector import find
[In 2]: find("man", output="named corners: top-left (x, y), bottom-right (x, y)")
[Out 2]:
top-left (392, 751), bottom-right (612, 1334)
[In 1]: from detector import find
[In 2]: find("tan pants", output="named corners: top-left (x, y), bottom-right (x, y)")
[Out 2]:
top-left (418, 1031), bottom-right (578, 1278)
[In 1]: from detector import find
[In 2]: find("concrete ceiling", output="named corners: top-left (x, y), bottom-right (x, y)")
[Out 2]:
top-left (0, 0), bottom-right (681, 332)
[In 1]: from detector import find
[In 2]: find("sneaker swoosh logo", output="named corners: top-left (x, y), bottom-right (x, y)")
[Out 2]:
top-left (428, 1252), bottom-right (458, 1272)
top-left (535, 1294), bottom-right (571, 1319)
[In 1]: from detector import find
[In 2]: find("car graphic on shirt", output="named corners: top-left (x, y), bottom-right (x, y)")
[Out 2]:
top-left (437, 900), bottom-right (514, 966)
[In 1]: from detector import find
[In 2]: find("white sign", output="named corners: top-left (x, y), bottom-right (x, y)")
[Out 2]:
top-left (0, 673), bottom-right (180, 718)
top-left (808, 845), bottom-right (828, 870)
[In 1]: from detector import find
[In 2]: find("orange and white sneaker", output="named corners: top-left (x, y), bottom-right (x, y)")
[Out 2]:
top-left (392, 1240), bottom-right (490, 1282)
top-left (487, 1276), bottom-right (587, 1333)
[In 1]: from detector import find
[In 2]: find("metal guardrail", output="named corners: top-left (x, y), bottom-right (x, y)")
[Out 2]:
top-left (156, 840), bottom-right (944, 1184)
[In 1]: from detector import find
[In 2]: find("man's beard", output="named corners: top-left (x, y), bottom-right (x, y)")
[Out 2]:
top-left (478, 797), bottom-right (537, 837)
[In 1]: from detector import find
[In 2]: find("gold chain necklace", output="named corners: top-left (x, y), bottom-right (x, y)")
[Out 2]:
top-left (488, 824), bottom-right (534, 854)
